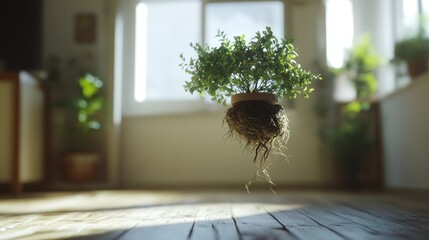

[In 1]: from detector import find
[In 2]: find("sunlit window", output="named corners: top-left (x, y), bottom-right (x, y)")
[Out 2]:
top-left (325, 0), bottom-right (354, 69)
top-left (134, 0), bottom-right (201, 102)
top-left (205, 1), bottom-right (284, 45)
top-left (134, 3), bottom-right (147, 102)
top-left (400, 0), bottom-right (420, 37)
top-left (121, 0), bottom-right (286, 114)
top-left (134, 0), bottom-right (284, 105)
top-left (397, 0), bottom-right (429, 38)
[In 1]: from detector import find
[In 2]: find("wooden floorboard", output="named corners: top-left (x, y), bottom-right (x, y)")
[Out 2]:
top-left (189, 204), bottom-right (240, 240)
top-left (0, 190), bottom-right (428, 240)
top-left (231, 204), bottom-right (296, 240)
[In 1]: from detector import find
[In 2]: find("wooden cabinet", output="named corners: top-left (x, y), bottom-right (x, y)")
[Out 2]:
top-left (0, 71), bottom-right (46, 195)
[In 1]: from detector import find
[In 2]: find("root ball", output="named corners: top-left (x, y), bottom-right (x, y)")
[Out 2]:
top-left (224, 100), bottom-right (290, 190)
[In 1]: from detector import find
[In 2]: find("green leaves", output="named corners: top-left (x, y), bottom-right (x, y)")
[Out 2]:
top-left (180, 26), bottom-right (320, 104)
top-left (79, 74), bottom-right (103, 98)
top-left (343, 34), bottom-right (380, 99)
top-left (73, 73), bottom-right (104, 149)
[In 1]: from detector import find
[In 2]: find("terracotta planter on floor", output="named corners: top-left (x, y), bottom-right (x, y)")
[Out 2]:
top-left (63, 152), bottom-right (100, 183)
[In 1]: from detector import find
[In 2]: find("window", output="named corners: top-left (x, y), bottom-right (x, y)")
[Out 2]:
top-left (325, 0), bottom-right (429, 98)
top-left (205, 1), bottom-right (284, 46)
top-left (396, 0), bottom-right (429, 39)
top-left (117, 0), bottom-right (285, 115)
top-left (134, 1), bottom-right (201, 103)
top-left (325, 0), bottom-right (354, 69)
top-left (325, 0), bottom-right (355, 102)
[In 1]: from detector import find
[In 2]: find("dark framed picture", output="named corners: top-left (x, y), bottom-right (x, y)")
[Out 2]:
top-left (75, 14), bottom-right (96, 44)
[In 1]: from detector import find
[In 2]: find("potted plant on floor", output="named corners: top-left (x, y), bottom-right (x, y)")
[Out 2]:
top-left (180, 27), bottom-right (320, 189)
top-left (322, 35), bottom-right (381, 190)
top-left (62, 73), bottom-right (104, 183)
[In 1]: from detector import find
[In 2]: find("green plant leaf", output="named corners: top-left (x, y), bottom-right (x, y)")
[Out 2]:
top-left (179, 26), bottom-right (320, 104)
top-left (79, 74), bottom-right (103, 98)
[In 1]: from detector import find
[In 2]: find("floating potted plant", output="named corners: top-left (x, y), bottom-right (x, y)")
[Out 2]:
top-left (63, 73), bottom-right (104, 183)
top-left (180, 27), bottom-right (320, 189)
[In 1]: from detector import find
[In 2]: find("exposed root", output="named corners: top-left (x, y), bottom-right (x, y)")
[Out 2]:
top-left (224, 101), bottom-right (290, 191)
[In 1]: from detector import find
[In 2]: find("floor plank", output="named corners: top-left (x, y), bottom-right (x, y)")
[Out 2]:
top-left (265, 205), bottom-right (346, 240)
top-left (0, 190), bottom-right (428, 240)
top-left (231, 204), bottom-right (296, 240)
top-left (189, 204), bottom-right (240, 240)
top-left (320, 201), bottom-right (428, 240)
top-left (119, 205), bottom-right (197, 240)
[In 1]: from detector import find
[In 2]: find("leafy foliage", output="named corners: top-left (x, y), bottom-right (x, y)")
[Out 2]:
top-left (72, 73), bottom-right (104, 150)
top-left (320, 36), bottom-right (381, 189)
top-left (180, 27), bottom-right (320, 104)
top-left (394, 35), bottom-right (429, 61)
top-left (329, 36), bottom-right (381, 161)
top-left (342, 35), bottom-right (380, 99)
top-left (394, 23), bottom-right (429, 61)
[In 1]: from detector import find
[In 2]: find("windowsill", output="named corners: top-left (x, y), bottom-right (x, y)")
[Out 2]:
top-left (122, 100), bottom-right (227, 117)
top-left (381, 72), bottom-right (429, 101)
top-left (123, 98), bottom-right (295, 117)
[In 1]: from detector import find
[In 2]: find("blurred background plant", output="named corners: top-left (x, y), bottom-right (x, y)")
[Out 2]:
top-left (71, 73), bottom-right (104, 151)
top-left (319, 35), bottom-right (381, 190)
top-left (393, 18), bottom-right (429, 79)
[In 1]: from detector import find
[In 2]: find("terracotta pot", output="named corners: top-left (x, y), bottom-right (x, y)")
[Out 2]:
top-left (63, 152), bottom-right (100, 183)
top-left (406, 58), bottom-right (429, 79)
top-left (231, 92), bottom-right (278, 105)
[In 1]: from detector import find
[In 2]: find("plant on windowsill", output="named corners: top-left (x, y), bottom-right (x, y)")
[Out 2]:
top-left (63, 73), bottom-right (104, 183)
top-left (180, 27), bottom-right (320, 190)
top-left (394, 29), bottom-right (429, 79)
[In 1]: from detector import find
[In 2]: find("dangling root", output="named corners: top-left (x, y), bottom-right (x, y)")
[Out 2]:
top-left (224, 101), bottom-right (290, 192)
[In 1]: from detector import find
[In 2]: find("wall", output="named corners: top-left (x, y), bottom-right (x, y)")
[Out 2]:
top-left (121, 0), bottom-right (333, 188)
top-left (20, 72), bottom-right (44, 182)
top-left (381, 73), bottom-right (429, 189)
top-left (43, 0), bottom-right (113, 182)
top-left (122, 108), bottom-right (329, 187)
top-left (43, 0), bottom-right (107, 79)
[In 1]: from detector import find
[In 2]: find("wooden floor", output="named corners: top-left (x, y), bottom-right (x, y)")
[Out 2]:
top-left (0, 190), bottom-right (428, 240)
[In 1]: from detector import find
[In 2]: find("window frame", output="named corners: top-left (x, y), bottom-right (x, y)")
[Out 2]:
top-left (118, 0), bottom-right (288, 116)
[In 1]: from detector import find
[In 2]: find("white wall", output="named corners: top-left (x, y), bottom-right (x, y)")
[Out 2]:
top-left (19, 72), bottom-right (44, 182)
top-left (381, 73), bottom-right (429, 190)
top-left (122, 108), bottom-right (329, 187)
top-left (43, 0), bottom-right (107, 80)
top-left (43, 0), bottom-right (117, 183)
top-left (120, 0), bottom-right (333, 187)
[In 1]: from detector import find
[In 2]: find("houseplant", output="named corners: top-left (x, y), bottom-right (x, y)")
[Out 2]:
top-left (322, 35), bottom-right (381, 190)
top-left (180, 27), bottom-right (320, 189)
top-left (394, 31), bottom-right (429, 78)
top-left (343, 35), bottom-right (380, 100)
top-left (63, 73), bottom-right (104, 183)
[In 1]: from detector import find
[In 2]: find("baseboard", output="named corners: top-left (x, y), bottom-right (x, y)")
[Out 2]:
top-left (120, 182), bottom-right (340, 192)
top-left (0, 181), bottom-right (44, 195)
top-left (384, 187), bottom-right (429, 198)
top-left (45, 181), bottom-right (119, 192)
